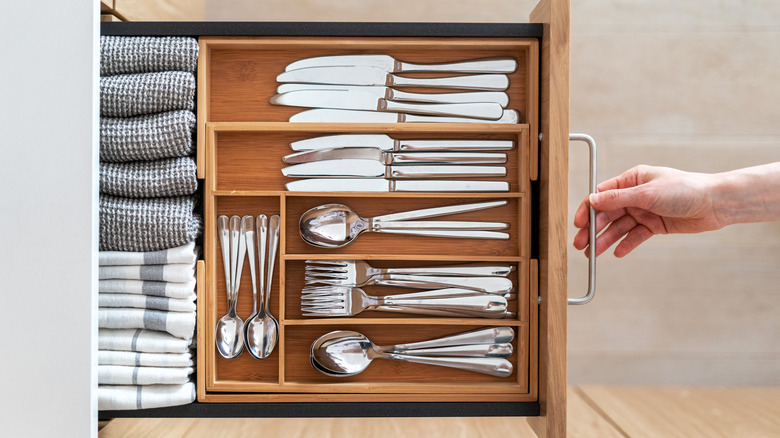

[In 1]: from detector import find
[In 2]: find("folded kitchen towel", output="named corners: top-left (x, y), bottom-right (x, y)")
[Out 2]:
top-left (99, 329), bottom-right (192, 353)
top-left (99, 308), bottom-right (196, 340)
top-left (99, 278), bottom-right (196, 299)
top-left (100, 71), bottom-right (196, 117)
top-left (99, 194), bottom-right (202, 252)
top-left (98, 382), bottom-right (195, 411)
top-left (100, 36), bottom-right (198, 76)
top-left (100, 110), bottom-right (196, 162)
top-left (99, 350), bottom-right (194, 368)
top-left (99, 242), bottom-right (198, 266)
top-left (98, 365), bottom-right (194, 385)
top-left (99, 293), bottom-right (196, 312)
top-left (99, 262), bottom-right (195, 283)
top-left (100, 157), bottom-right (198, 198)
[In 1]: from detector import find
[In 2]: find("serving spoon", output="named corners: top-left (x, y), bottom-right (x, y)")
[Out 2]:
top-left (299, 200), bottom-right (510, 248)
top-left (310, 329), bottom-right (514, 377)
top-left (215, 215), bottom-right (245, 359)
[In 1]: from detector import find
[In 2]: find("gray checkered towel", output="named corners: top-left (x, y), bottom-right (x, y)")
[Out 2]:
top-left (100, 110), bottom-right (195, 162)
top-left (100, 71), bottom-right (196, 117)
top-left (99, 194), bottom-right (202, 252)
top-left (100, 157), bottom-right (198, 198)
top-left (100, 36), bottom-right (198, 76)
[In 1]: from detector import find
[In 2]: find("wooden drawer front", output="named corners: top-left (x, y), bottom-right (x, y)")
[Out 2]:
top-left (197, 36), bottom-right (538, 404)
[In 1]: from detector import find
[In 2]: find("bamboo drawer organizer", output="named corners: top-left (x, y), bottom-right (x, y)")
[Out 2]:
top-left (197, 36), bottom-right (540, 404)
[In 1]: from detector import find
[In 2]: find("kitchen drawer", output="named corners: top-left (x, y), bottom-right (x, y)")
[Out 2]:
top-left (100, 5), bottom-right (571, 435)
top-left (198, 36), bottom-right (537, 403)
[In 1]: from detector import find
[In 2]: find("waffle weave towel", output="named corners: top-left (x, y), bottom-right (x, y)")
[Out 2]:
top-left (100, 156), bottom-right (197, 198)
top-left (99, 194), bottom-right (201, 252)
top-left (100, 36), bottom-right (198, 76)
top-left (100, 71), bottom-right (196, 118)
top-left (98, 329), bottom-right (192, 354)
top-left (100, 110), bottom-right (196, 162)
top-left (98, 382), bottom-right (195, 411)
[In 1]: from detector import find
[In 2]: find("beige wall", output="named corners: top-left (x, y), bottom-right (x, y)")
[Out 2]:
top-left (200, 0), bottom-right (780, 386)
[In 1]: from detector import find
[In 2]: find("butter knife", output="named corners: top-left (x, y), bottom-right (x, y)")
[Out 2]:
top-left (289, 109), bottom-right (520, 124)
top-left (276, 66), bottom-right (509, 91)
top-left (271, 90), bottom-right (503, 120)
top-left (282, 147), bottom-right (507, 165)
top-left (285, 179), bottom-right (510, 192)
top-left (276, 83), bottom-right (510, 107)
top-left (285, 55), bottom-right (518, 74)
top-left (281, 159), bottom-right (506, 179)
top-left (290, 134), bottom-right (514, 152)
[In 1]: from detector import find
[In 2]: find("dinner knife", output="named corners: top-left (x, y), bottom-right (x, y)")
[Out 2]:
top-left (281, 159), bottom-right (506, 179)
top-left (290, 134), bottom-right (515, 152)
top-left (285, 179), bottom-right (510, 192)
top-left (289, 109), bottom-right (520, 124)
top-left (271, 90), bottom-right (504, 120)
top-left (285, 55), bottom-right (518, 74)
top-left (282, 147), bottom-right (507, 165)
top-left (276, 83), bottom-right (510, 107)
top-left (276, 66), bottom-right (510, 91)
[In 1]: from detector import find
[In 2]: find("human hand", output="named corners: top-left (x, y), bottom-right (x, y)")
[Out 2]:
top-left (573, 165), bottom-right (722, 258)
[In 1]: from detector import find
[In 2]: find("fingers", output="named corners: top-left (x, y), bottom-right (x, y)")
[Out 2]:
top-left (573, 209), bottom-right (626, 250)
top-left (613, 225), bottom-right (655, 258)
top-left (589, 186), bottom-right (653, 212)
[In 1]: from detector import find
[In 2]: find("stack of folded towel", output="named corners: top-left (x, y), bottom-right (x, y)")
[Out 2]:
top-left (98, 36), bottom-right (200, 411)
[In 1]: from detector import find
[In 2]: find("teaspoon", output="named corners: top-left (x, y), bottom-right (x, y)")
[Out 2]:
top-left (215, 215), bottom-right (245, 359)
top-left (254, 215), bottom-right (280, 359)
top-left (245, 215), bottom-right (267, 359)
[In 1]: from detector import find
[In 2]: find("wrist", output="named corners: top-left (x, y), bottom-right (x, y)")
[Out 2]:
top-left (710, 163), bottom-right (780, 226)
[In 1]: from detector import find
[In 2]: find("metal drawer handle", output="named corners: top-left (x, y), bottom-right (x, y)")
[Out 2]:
top-left (568, 133), bottom-right (597, 305)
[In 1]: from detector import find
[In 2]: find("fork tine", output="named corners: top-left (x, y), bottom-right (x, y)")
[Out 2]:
top-left (304, 278), bottom-right (346, 286)
top-left (304, 272), bottom-right (348, 280)
top-left (305, 260), bottom-right (348, 267)
top-left (304, 266), bottom-right (348, 274)
top-left (301, 297), bottom-right (345, 305)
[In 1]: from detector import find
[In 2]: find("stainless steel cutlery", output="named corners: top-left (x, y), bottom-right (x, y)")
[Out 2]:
top-left (288, 108), bottom-right (520, 124)
top-left (285, 178), bottom-right (510, 192)
top-left (282, 148), bottom-right (507, 165)
top-left (276, 84), bottom-right (510, 107)
top-left (284, 54), bottom-right (517, 74)
top-left (289, 134), bottom-right (514, 152)
top-left (281, 159), bottom-right (506, 179)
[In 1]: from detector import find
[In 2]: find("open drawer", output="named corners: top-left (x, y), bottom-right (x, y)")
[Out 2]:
top-left (198, 36), bottom-right (538, 404)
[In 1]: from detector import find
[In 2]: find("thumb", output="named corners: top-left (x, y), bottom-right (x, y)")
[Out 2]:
top-left (589, 187), bottom-right (648, 211)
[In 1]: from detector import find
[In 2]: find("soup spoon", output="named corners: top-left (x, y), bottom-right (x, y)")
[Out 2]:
top-left (215, 215), bottom-right (245, 359)
top-left (299, 200), bottom-right (510, 248)
top-left (243, 215), bottom-right (265, 359)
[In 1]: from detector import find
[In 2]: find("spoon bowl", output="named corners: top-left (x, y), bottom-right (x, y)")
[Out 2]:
top-left (215, 313), bottom-right (244, 358)
top-left (299, 204), bottom-right (366, 248)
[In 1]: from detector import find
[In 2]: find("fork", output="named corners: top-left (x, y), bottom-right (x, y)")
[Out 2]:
top-left (301, 286), bottom-right (509, 318)
top-left (305, 264), bottom-right (514, 295)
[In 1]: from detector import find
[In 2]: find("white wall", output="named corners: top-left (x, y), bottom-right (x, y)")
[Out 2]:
top-left (0, 1), bottom-right (98, 437)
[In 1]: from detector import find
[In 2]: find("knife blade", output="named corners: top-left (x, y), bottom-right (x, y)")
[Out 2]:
top-left (282, 147), bottom-right (507, 165)
top-left (290, 134), bottom-right (515, 152)
top-left (276, 83), bottom-right (510, 107)
top-left (285, 179), bottom-right (510, 192)
top-left (271, 90), bottom-right (503, 120)
top-left (281, 159), bottom-right (506, 179)
top-left (276, 66), bottom-right (510, 91)
top-left (285, 55), bottom-right (518, 74)
top-left (289, 109), bottom-right (520, 124)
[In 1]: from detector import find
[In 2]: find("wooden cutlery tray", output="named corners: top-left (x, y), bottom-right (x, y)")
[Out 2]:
top-left (198, 36), bottom-right (539, 403)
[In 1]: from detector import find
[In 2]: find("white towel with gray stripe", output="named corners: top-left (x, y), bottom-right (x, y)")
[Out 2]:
top-left (99, 329), bottom-right (192, 354)
top-left (99, 365), bottom-right (193, 385)
top-left (99, 263), bottom-right (195, 283)
top-left (100, 71), bottom-right (196, 118)
top-left (98, 382), bottom-right (195, 411)
top-left (100, 110), bottom-right (196, 163)
top-left (99, 308), bottom-right (195, 340)
top-left (100, 36), bottom-right (198, 76)
top-left (99, 278), bottom-right (196, 299)
top-left (99, 350), bottom-right (194, 368)
top-left (99, 293), bottom-right (196, 312)
top-left (100, 156), bottom-right (198, 198)
top-left (99, 242), bottom-right (198, 266)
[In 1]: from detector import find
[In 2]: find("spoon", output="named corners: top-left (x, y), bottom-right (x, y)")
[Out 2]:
top-left (299, 202), bottom-right (509, 248)
top-left (245, 215), bottom-right (267, 359)
top-left (310, 330), bottom-right (513, 377)
top-left (215, 215), bottom-right (245, 359)
top-left (253, 215), bottom-right (280, 359)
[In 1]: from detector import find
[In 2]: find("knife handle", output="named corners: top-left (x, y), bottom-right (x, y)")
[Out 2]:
top-left (390, 152), bottom-right (507, 165)
top-left (387, 73), bottom-right (509, 91)
top-left (387, 165), bottom-right (506, 179)
top-left (387, 89), bottom-right (509, 107)
top-left (398, 140), bottom-right (515, 151)
top-left (402, 109), bottom-right (520, 124)
top-left (380, 99), bottom-right (503, 121)
top-left (398, 58), bottom-right (518, 74)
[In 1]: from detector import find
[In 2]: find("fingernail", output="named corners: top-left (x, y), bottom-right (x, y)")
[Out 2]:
top-left (589, 193), bottom-right (599, 206)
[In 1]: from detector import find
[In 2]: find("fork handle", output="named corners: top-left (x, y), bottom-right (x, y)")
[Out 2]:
top-left (382, 262), bottom-right (513, 277)
top-left (373, 274), bottom-right (514, 295)
top-left (380, 353), bottom-right (513, 377)
top-left (374, 294), bottom-right (507, 314)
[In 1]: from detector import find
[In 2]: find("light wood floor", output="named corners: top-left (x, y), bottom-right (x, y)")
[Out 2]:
top-left (98, 386), bottom-right (780, 437)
